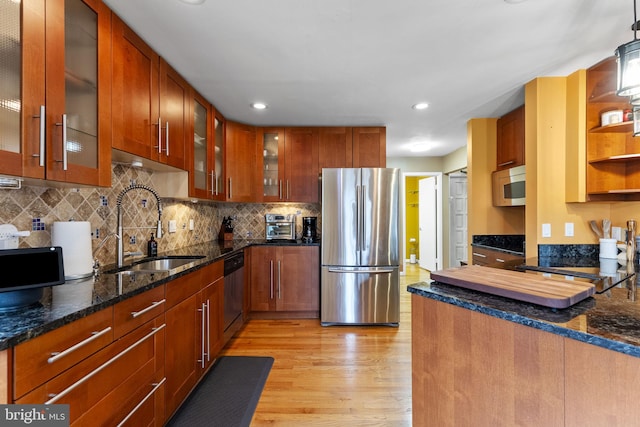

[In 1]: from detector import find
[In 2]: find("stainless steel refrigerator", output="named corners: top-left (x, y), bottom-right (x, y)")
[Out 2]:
top-left (321, 168), bottom-right (400, 326)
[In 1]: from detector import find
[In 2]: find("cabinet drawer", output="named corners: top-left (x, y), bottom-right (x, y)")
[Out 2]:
top-left (114, 285), bottom-right (165, 339)
top-left (14, 307), bottom-right (113, 399)
top-left (165, 268), bottom-right (202, 309)
top-left (17, 316), bottom-right (165, 426)
top-left (200, 261), bottom-right (223, 289)
top-left (472, 247), bottom-right (523, 268)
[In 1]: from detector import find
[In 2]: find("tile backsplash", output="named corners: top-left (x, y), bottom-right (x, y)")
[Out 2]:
top-left (0, 164), bottom-right (320, 268)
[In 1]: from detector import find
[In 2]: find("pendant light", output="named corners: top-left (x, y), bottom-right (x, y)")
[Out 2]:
top-left (616, 0), bottom-right (640, 96)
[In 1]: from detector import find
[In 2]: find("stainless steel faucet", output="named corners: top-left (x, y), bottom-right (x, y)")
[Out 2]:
top-left (116, 184), bottom-right (163, 268)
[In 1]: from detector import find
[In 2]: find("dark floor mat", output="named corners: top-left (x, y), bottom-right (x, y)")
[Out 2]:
top-left (166, 356), bottom-right (274, 427)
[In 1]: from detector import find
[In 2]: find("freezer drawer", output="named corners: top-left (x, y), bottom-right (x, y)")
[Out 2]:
top-left (321, 266), bottom-right (399, 326)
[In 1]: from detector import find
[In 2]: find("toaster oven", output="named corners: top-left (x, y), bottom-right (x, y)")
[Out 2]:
top-left (265, 213), bottom-right (296, 241)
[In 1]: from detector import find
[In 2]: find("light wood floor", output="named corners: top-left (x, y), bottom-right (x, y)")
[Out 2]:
top-left (219, 263), bottom-right (431, 426)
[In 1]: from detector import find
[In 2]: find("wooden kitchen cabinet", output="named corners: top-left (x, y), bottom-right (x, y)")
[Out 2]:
top-left (318, 127), bottom-right (353, 169)
top-left (257, 127), bottom-right (319, 203)
top-left (250, 245), bottom-right (319, 317)
top-left (0, 0), bottom-right (111, 186)
top-left (112, 14), bottom-right (189, 170)
top-left (584, 57), bottom-right (640, 201)
top-left (14, 287), bottom-right (166, 426)
top-left (224, 121), bottom-right (257, 202)
top-left (258, 127), bottom-right (285, 201)
top-left (352, 127), bottom-right (386, 167)
top-left (165, 261), bottom-right (224, 419)
top-left (190, 92), bottom-right (215, 199)
top-left (471, 246), bottom-right (523, 268)
top-left (496, 105), bottom-right (525, 170)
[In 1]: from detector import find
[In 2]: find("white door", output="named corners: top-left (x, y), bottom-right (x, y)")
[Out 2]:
top-left (449, 174), bottom-right (468, 267)
top-left (419, 176), bottom-right (438, 271)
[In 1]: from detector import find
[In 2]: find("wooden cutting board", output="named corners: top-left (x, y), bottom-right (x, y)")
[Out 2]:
top-left (430, 265), bottom-right (595, 309)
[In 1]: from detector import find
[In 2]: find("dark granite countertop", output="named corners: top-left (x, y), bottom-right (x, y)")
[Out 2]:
top-left (471, 234), bottom-right (525, 256)
top-left (0, 239), bottom-right (319, 351)
top-left (408, 263), bottom-right (640, 358)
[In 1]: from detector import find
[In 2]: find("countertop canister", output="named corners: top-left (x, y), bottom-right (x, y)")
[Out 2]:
top-left (51, 221), bottom-right (93, 279)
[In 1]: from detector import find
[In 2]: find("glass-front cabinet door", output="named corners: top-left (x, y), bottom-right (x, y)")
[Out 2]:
top-left (191, 93), bottom-right (212, 199)
top-left (0, 0), bottom-right (45, 179)
top-left (45, 0), bottom-right (110, 186)
top-left (260, 128), bottom-right (285, 202)
top-left (0, 0), bottom-right (110, 185)
top-left (212, 111), bottom-right (225, 201)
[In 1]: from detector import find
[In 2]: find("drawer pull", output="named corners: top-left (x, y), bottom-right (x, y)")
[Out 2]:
top-left (46, 324), bottom-right (165, 404)
top-left (496, 258), bottom-right (505, 263)
top-left (116, 377), bottom-right (166, 427)
top-left (472, 252), bottom-right (487, 258)
top-left (131, 299), bottom-right (166, 318)
top-left (47, 326), bottom-right (113, 364)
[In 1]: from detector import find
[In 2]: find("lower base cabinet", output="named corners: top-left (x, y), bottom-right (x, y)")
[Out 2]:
top-left (412, 294), bottom-right (640, 426)
top-left (164, 261), bottom-right (224, 420)
top-left (250, 245), bottom-right (319, 317)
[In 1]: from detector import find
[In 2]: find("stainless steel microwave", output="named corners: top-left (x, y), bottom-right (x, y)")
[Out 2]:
top-left (492, 165), bottom-right (525, 206)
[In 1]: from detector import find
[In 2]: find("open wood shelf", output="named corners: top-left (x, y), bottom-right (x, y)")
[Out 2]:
top-left (589, 121), bottom-right (633, 133)
top-left (588, 153), bottom-right (640, 164)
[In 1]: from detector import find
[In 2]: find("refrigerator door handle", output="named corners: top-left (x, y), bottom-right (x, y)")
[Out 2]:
top-left (356, 184), bottom-right (361, 255)
top-left (327, 268), bottom-right (396, 274)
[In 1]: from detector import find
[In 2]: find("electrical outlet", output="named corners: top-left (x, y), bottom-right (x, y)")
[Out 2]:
top-left (542, 223), bottom-right (551, 238)
top-left (168, 220), bottom-right (177, 233)
top-left (564, 222), bottom-right (574, 237)
top-left (612, 226), bottom-right (622, 241)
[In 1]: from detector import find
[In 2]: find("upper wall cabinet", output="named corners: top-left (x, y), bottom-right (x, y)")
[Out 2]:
top-left (496, 106), bottom-right (525, 170)
top-left (318, 127), bottom-right (385, 170)
top-left (112, 15), bottom-right (188, 170)
top-left (0, 0), bottom-right (111, 186)
top-left (352, 127), bottom-right (386, 168)
top-left (190, 91), bottom-right (213, 199)
top-left (585, 57), bottom-right (640, 201)
top-left (225, 121), bottom-right (256, 202)
top-left (258, 127), bottom-right (285, 202)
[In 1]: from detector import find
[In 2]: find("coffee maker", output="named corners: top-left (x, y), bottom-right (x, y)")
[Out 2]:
top-left (302, 217), bottom-right (318, 243)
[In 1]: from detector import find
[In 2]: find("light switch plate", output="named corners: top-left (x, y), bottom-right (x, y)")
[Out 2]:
top-left (189, 219), bottom-right (194, 231)
top-left (564, 222), bottom-right (574, 237)
top-left (168, 220), bottom-right (177, 233)
top-left (542, 223), bottom-right (551, 238)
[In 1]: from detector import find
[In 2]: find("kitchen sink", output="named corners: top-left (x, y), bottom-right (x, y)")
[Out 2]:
top-left (108, 255), bottom-right (206, 276)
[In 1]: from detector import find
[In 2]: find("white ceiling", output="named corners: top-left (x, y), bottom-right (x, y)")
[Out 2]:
top-left (103, 0), bottom-right (634, 158)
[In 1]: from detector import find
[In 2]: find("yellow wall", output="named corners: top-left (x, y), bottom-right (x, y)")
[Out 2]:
top-left (467, 118), bottom-right (525, 259)
top-left (405, 176), bottom-right (428, 260)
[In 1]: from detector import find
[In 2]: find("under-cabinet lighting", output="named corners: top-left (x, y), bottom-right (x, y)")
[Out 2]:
top-left (0, 177), bottom-right (22, 189)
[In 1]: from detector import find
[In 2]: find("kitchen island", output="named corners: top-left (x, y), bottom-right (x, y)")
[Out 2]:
top-left (408, 268), bottom-right (640, 426)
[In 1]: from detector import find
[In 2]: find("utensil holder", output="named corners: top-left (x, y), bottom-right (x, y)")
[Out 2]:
top-left (599, 238), bottom-right (618, 259)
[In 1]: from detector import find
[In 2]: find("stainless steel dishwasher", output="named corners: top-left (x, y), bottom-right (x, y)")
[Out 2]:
top-left (223, 250), bottom-right (244, 341)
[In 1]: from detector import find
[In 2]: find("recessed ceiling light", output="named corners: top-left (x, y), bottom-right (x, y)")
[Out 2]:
top-left (412, 102), bottom-right (429, 110)
top-left (179, 0), bottom-right (206, 4)
top-left (251, 102), bottom-right (268, 110)
top-left (504, 0), bottom-right (527, 3)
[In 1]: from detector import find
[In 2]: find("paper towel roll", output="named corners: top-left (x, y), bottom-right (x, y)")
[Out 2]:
top-left (52, 221), bottom-right (93, 279)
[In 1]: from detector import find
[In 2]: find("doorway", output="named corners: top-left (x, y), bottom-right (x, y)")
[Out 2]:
top-left (448, 172), bottom-right (468, 267)
top-left (402, 172), bottom-right (442, 272)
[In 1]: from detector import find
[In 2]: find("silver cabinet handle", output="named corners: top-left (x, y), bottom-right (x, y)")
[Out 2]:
top-left (228, 177), bottom-right (232, 199)
top-left (33, 105), bottom-right (45, 166)
top-left (279, 180), bottom-right (283, 200)
top-left (155, 117), bottom-right (162, 154)
top-left (472, 252), bottom-right (487, 258)
top-left (211, 170), bottom-right (216, 195)
top-left (206, 299), bottom-right (210, 363)
top-left (54, 114), bottom-right (68, 170)
top-left (270, 260), bottom-right (274, 299)
top-left (198, 302), bottom-right (206, 368)
top-left (277, 260), bottom-right (281, 299)
top-left (46, 324), bottom-right (165, 404)
top-left (131, 299), bottom-right (165, 318)
top-left (165, 121), bottom-right (169, 155)
top-left (498, 160), bottom-right (515, 167)
top-left (48, 326), bottom-right (112, 364)
top-left (496, 258), bottom-right (505, 263)
top-left (116, 377), bottom-right (166, 427)
top-left (286, 180), bottom-right (290, 200)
